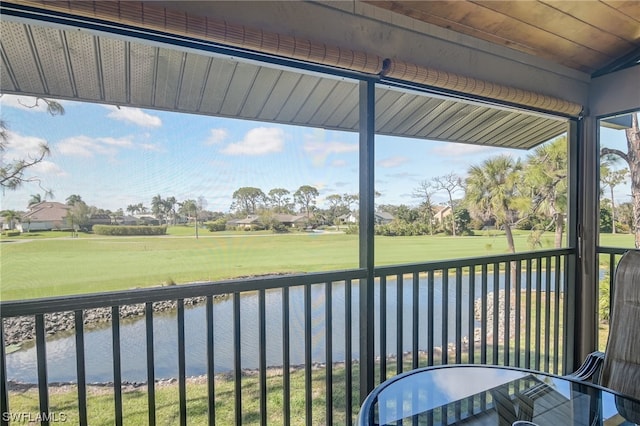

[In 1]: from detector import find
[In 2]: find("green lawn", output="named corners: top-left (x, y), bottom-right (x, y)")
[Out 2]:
top-left (1, 229), bottom-right (634, 300)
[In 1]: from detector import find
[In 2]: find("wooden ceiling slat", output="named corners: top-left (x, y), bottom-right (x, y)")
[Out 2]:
top-left (366, 0), bottom-right (640, 74)
top-left (475, 1), bottom-right (634, 59)
top-left (541, 1), bottom-right (640, 44)
top-left (405, 0), bottom-right (611, 71)
top-left (601, 1), bottom-right (640, 20)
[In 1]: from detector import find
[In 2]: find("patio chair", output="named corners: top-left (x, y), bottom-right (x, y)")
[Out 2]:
top-left (494, 250), bottom-right (640, 425)
top-left (572, 249), bottom-right (640, 422)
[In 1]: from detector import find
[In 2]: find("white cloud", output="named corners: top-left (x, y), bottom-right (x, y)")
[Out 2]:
top-left (331, 159), bottom-right (347, 167)
top-left (205, 128), bottom-right (228, 145)
top-left (1, 131), bottom-right (67, 177)
top-left (303, 140), bottom-right (358, 156)
top-left (105, 106), bottom-right (162, 128)
top-left (0, 94), bottom-right (66, 113)
top-left (377, 156), bottom-right (409, 168)
top-left (221, 127), bottom-right (284, 155)
top-left (32, 160), bottom-right (67, 177)
top-left (57, 135), bottom-right (133, 158)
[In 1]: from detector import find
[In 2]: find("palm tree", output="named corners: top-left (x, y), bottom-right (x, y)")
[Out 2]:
top-left (1, 210), bottom-right (20, 230)
top-left (28, 194), bottom-right (42, 207)
top-left (151, 194), bottom-right (166, 225)
top-left (465, 155), bottom-right (525, 254)
top-left (525, 137), bottom-right (568, 248)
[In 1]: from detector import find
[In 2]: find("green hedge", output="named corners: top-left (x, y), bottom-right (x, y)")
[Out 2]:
top-left (3, 230), bottom-right (21, 237)
top-left (93, 225), bottom-right (167, 236)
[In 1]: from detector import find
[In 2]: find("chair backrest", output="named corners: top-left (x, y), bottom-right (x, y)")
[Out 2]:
top-left (601, 250), bottom-right (640, 401)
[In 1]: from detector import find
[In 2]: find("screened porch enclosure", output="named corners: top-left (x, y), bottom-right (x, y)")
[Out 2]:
top-left (1, 1), bottom-right (639, 425)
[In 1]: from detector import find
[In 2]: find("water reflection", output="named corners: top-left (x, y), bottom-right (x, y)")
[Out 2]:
top-left (6, 270), bottom-right (560, 383)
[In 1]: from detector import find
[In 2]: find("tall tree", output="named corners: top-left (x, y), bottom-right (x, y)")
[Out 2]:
top-left (164, 196), bottom-right (177, 225)
top-left (231, 187), bottom-right (266, 216)
top-left (268, 188), bottom-right (292, 213)
top-left (412, 180), bottom-right (436, 235)
top-left (151, 194), bottom-right (166, 224)
top-left (65, 194), bottom-right (83, 206)
top-left (525, 137), bottom-right (568, 248)
top-left (294, 185), bottom-right (319, 219)
top-left (432, 173), bottom-right (462, 236)
top-left (465, 155), bottom-right (524, 254)
top-left (601, 113), bottom-right (640, 247)
top-left (600, 163), bottom-right (628, 234)
top-left (66, 200), bottom-right (90, 231)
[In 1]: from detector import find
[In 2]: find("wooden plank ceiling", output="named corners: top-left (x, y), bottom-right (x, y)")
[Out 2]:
top-left (365, 1), bottom-right (640, 75)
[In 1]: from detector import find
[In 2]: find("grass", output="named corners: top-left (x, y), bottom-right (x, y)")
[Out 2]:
top-left (7, 364), bottom-right (362, 425)
top-left (1, 229), bottom-right (635, 300)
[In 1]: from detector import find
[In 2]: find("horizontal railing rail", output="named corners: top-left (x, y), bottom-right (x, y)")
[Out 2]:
top-left (2, 249), bottom-right (576, 425)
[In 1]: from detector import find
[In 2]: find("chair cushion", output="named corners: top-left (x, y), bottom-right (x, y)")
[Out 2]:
top-left (601, 250), bottom-right (640, 401)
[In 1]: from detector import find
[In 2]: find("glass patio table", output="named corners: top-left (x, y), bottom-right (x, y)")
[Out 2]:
top-left (357, 364), bottom-right (640, 426)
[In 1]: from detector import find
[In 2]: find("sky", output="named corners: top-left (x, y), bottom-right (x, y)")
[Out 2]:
top-left (0, 94), bottom-right (632, 214)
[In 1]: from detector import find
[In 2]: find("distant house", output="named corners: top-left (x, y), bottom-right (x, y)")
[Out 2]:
top-left (273, 214), bottom-right (307, 228)
top-left (374, 211), bottom-right (395, 225)
top-left (89, 214), bottom-right (112, 229)
top-left (338, 212), bottom-right (358, 224)
top-left (433, 205), bottom-right (452, 224)
top-left (18, 202), bottom-right (70, 231)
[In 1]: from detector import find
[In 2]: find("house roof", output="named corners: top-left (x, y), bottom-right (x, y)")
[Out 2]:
top-left (374, 211), bottom-right (394, 221)
top-left (22, 202), bottom-right (69, 221)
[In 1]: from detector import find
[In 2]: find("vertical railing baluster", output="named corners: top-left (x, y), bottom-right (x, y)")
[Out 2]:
top-left (514, 261), bottom-right (522, 368)
top-left (468, 266), bottom-right (476, 364)
top-left (345, 280), bottom-right (353, 425)
top-left (325, 282), bottom-right (333, 426)
top-left (74, 310), bottom-right (88, 425)
top-left (35, 314), bottom-right (50, 426)
top-left (177, 299), bottom-right (187, 426)
top-left (544, 257), bottom-right (552, 372)
top-left (492, 263), bottom-right (499, 365)
top-left (525, 258), bottom-right (532, 369)
top-left (111, 307), bottom-right (123, 426)
top-left (233, 293), bottom-right (242, 425)
top-left (397, 274), bottom-right (404, 374)
top-left (282, 287), bottom-right (291, 426)
top-left (259, 290), bottom-right (267, 426)
top-left (455, 267), bottom-right (462, 364)
top-left (305, 284), bottom-right (312, 426)
top-left (481, 264), bottom-right (488, 365)
top-left (380, 275), bottom-right (387, 381)
top-left (146, 302), bottom-right (156, 426)
top-left (412, 272), bottom-right (420, 369)
top-left (427, 270), bottom-right (435, 366)
top-left (442, 268), bottom-right (449, 365)
top-left (535, 259), bottom-right (542, 371)
top-left (206, 296), bottom-right (215, 426)
top-left (553, 256), bottom-right (561, 373)
top-left (1, 321), bottom-right (9, 426)
top-left (504, 262), bottom-right (511, 366)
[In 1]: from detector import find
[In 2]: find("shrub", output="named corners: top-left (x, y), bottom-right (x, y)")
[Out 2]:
top-left (4, 230), bottom-right (21, 237)
top-left (93, 225), bottom-right (167, 236)
top-left (205, 218), bottom-right (227, 232)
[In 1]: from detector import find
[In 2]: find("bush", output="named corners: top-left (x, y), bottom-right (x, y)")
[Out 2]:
top-left (205, 218), bottom-right (227, 232)
top-left (4, 230), bottom-right (21, 237)
top-left (93, 225), bottom-right (167, 236)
